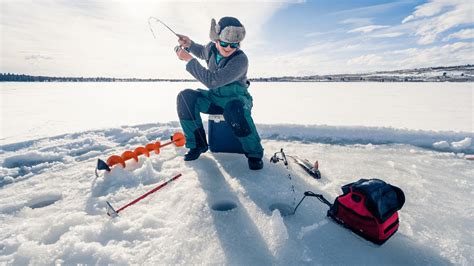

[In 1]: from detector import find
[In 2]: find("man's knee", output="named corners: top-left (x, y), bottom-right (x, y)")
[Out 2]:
top-left (223, 100), bottom-right (252, 137)
top-left (177, 89), bottom-right (200, 120)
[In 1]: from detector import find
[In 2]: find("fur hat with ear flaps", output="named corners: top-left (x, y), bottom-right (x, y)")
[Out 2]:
top-left (209, 17), bottom-right (246, 43)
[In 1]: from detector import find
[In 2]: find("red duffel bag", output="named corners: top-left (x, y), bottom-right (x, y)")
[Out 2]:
top-left (297, 179), bottom-right (405, 245)
top-left (327, 179), bottom-right (405, 245)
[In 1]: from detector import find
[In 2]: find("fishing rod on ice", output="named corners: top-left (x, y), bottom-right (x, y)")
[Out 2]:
top-left (270, 148), bottom-right (321, 179)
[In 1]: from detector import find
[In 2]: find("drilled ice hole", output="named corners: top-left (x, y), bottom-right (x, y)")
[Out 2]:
top-left (211, 200), bottom-right (237, 212)
top-left (28, 194), bottom-right (62, 209)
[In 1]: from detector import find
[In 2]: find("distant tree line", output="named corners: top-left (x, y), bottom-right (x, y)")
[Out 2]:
top-left (0, 73), bottom-right (195, 82)
top-left (1, 64), bottom-right (472, 82)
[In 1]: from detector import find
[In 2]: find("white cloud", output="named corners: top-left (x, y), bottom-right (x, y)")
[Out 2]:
top-left (304, 31), bottom-right (328, 38)
top-left (340, 18), bottom-right (373, 27)
top-left (371, 32), bottom-right (404, 38)
top-left (402, 0), bottom-right (473, 45)
top-left (348, 25), bottom-right (389, 34)
top-left (1, 0), bottom-right (471, 78)
top-left (345, 42), bottom-right (473, 72)
top-left (394, 42), bottom-right (473, 68)
top-left (1, 0), bottom-right (296, 78)
top-left (443, 28), bottom-right (474, 41)
top-left (256, 1), bottom-right (473, 75)
top-left (251, 39), bottom-right (472, 77)
top-left (402, 0), bottom-right (447, 23)
top-left (24, 55), bottom-right (53, 61)
top-left (336, 2), bottom-right (409, 20)
top-left (347, 54), bottom-right (384, 66)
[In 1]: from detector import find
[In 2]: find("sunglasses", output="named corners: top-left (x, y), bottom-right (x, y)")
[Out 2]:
top-left (219, 40), bottom-right (239, 49)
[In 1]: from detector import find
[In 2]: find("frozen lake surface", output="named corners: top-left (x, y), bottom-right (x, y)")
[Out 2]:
top-left (1, 82), bottom-right (472, 144)
top-left (1, 82), bottom-right (473, 264)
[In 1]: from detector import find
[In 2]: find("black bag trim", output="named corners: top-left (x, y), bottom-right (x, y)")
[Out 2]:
top-left (328, 207), bottom-right (399, 245)
top-left (343, 179), bottom-right (405, 223)
top-left (383, 218), bottom-right (399, 234)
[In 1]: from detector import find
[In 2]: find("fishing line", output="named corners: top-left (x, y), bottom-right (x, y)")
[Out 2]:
top-left (148, 16), bottom-right (180, 39)
top-left (270, 149), bottom-right (297, 207)
top-left (148, 16), bottom-right (206, 149)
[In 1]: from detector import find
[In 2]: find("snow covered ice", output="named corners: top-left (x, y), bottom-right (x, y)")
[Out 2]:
top-left (0, 82), bottom-right (473, 264)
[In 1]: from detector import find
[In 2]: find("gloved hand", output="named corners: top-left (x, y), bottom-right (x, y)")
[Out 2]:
top-left (177, 34), bottom-right (192, 48)
top-left (175, 46), bottom-right (193, 62)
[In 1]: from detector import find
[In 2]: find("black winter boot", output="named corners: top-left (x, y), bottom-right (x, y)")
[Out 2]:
top-left (184, 127), bottom-right (208, 161)
top-left (248, 157), bottom-right (264, 170)
top-left (184, 146), bottom-right (208, 161)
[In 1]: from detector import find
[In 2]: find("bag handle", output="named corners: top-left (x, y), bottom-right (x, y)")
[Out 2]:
top-left (391, 185), bottom-right (405, 209)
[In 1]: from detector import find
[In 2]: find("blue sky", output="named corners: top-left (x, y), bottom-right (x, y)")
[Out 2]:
top-left (263, 1), bottom-right (422, 51)
top-left (1, 0), bottom-right (473, 78)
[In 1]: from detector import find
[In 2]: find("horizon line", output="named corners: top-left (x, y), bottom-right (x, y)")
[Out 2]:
top-left (1, 63), bottom-right (472, 81)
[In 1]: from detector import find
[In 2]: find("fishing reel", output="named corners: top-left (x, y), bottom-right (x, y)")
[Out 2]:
top-left (174, 46), bottom-right (191, 61)
top-left (174, 45), bottom-right (190, 53)
top-left (270, 148), bottom-right (288, 166)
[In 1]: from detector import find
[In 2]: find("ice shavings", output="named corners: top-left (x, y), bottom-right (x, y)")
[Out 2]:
top-left (267, 210), bottom-right (289, 256)
top-left (433, 140), bottom-right (450, 149)
top-left (298, 220), bottom-right (328, 240)
top-left (451, 137), bottom-right (472, 150)
top-left (2, 151), bottom-right (65, 169)
top-left (258, 124), bottom-right (474, 154)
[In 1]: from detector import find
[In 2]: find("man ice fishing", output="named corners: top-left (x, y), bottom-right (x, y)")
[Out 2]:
top-left (174, 17), bottom-right (264, 170)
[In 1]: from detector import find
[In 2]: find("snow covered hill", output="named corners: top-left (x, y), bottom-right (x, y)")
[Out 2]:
top-left (1, 123), bottom-right (472, 264)
top-left (252, 65), bottom-right (474, 82)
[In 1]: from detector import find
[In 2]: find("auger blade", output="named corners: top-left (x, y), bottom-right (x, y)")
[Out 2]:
top-left (95, 159), bottom-right (111, 177)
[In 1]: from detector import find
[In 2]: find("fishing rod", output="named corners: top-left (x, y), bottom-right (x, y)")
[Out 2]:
top-left (148, 16), bottom-right (190, 53)
top-left (148, 17), bottom-right (180, 39)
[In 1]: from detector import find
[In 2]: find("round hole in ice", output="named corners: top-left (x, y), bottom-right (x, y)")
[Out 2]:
top-left (29, 195), bottom-right (62, 209)
top-left (211, 200), bottom-right (237, 212)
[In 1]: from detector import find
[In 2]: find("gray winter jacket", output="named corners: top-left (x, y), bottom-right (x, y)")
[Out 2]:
top-left (186, 41), bottom-right (250, 90)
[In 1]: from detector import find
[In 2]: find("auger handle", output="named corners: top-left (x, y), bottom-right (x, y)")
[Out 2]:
top-left (160, 132), bottom-right (185, 148)
top-left (115, 173), bottom-right (183, 214)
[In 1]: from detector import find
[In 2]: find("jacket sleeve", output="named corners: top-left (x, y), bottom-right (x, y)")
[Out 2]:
top-left (188, 42), bottom-right (212, 61)
top-left (185, 52), bottom-right (248, 89)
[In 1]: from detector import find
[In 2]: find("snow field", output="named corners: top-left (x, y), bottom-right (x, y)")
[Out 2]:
top-left (2, 82), bottom-right (472, 145)
top-left (1, 123), bottom-right (472, 264)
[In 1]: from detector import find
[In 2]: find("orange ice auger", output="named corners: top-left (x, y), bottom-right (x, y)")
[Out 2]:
top-left (95, 132), bottom-right (185, 177)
